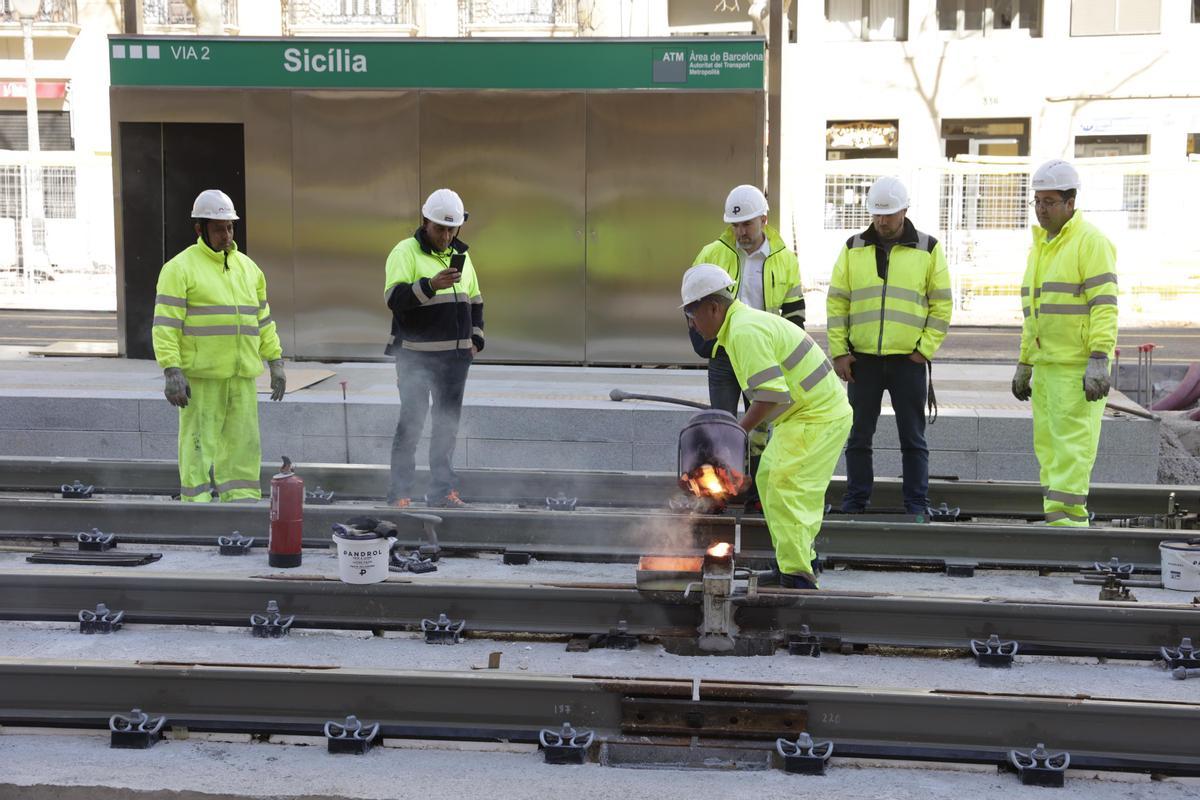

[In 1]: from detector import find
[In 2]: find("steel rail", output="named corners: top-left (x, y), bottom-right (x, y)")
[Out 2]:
top-left (0, 496), bottom-right (1180, 572)
top-left (0, 456), bottom-right (1192, 518)
top-left (1, 658), bottom-right (1198, 773)
top-left (1, 571), bottom-right (1196, 658)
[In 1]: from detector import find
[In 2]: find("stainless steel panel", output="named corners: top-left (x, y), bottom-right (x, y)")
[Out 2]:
top-left (420, 92), bottom-right (586, 363)
top-left (584, 92), bottom-right (764, 365)
top-left (110, 89), bottom-right (295, 357)
top-left (291, 92), bottom-right (420, 360)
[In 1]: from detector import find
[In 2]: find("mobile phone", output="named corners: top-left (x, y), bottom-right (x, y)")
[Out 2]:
top-left (449, 253), bottom-right (466, 281)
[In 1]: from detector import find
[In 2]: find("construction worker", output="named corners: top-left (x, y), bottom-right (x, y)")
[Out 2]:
top-left (691, 185), bottom-right (806, 503)
top-left (152, 189), bottom-right (286, 503)
top-left (384, 188), bottom-right (484, 509)
top-left (680, 264), bottom-right (851, 589)
top-left (1012, 160), bottom-right (1117, 526)
top-left (827, 176), bottom-right (952, 515)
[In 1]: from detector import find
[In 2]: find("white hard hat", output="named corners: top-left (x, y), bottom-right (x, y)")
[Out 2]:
top-left (680, 263), bottom-right (735, 308)
top-left (866, 176), bottom-right (909, 216)
top-left (1032, 159), bottom-right (1081, 191)
top-left (191, 189), bottom-right (239, 221)
top-left (422, 188), bottom-right (467, 227)
top-left (723, 184), bottom-right (769, 223)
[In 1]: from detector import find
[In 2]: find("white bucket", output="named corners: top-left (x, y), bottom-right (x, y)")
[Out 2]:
top-left (1159, 539), bottom-right (1200, 592)
top-left (332, 528), bottom-right (397, 585)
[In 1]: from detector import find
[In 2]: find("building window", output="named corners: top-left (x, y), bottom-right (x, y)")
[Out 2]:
top-left (1074, 135), bottom-right (1149, 230)
top-left (289, 0), bottom-right (415, 27)
top-left (937, 1), bottom-right (1041, 36)
top-left (458, 0), bottom-right (577, 33)
top-left (823, 174), bottom-right (877, 230)
top-left (1070, 0), bottom-right (1160, 36)
top-left (942, 118), bottom-right (1030, 158)
top-left (826, 120), bottom-right (899, 160)
top-left (825, 0), bottom-right (908, 41)
top-left (1074, 134), bottom-right (1148, 158)
top-left (0, 110), bottom-right (74, 152)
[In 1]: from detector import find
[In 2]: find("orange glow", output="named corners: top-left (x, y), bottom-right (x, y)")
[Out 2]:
top-left (638, 555), bottom-right (705, 573)
top-left (698, 465), bottom-right (724, 496)
top-left (707, 542), bottom-right (733, 559)
top-left (679, 463), bottom-right (748, 501)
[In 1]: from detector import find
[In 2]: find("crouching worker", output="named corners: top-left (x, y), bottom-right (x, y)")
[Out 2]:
top-left (680, 264), bottom-right (851, 588)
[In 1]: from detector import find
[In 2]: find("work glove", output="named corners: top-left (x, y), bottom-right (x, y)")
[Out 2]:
top-left (1011, 363), bottom-right (1033, 402)
top-left (163, 367), bottom-right (190, 408)
top-left (268, 359), bottom-right (287, 402)
top-left (1083, 355), bottom-right (1111, 402)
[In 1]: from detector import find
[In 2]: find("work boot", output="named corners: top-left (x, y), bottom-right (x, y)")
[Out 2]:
top-left (779, 572), bottom-right (819, 590)
top-left (427, 490), bottom-right (467, 508)
top-left (389, 498), bottom-right (412, 509)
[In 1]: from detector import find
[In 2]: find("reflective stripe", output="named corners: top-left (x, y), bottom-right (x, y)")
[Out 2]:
top-left (186, 304), bottom-right (259, 316)
top-left (878, 308), bottom-right (928, 329)
top-left (1040, 281), bottom-right (1083, 295)
top-left (849, 286), bottom-right (885, 302)
top-left (784, 285), bottom-right (804, 300)
top-left (928, 288), bottom-right (953, 300)
top-left (783, 308), bottom-right (806, 320)
top-left (1045, 488), bottom-right (1088, 505)
top-left (799, 359), bottom-right (833, 391)
top-left (1083, 272), bottom-right (1118, 289)
top-left (153, 316), bottom-right (184, 329)
top-left (826, 315), bottom-right (847, 327)
top-left (783, 338), bottom-right (814, 370)
top-left (401, 339), bottom-right (464, 352)
top-left (259, 300), bottom-right (269, 309)
top-left (180, 484), bottom-right (212, 498)
top-left (828, 287), bottom-right (851, 301)
top-left (259, 315), bottom-right (275, 328)
top-left (155, 294), bottom-right (187, 308)
top-left (1038, 303), bottom-right (1089, 316)
top-left (215, 479), bottom-right (260, 494)
top-left (1022, 306), bottom-right (1031, 318)
top-left (747, 365), bottom-right (784, 388)
top-left (1020, 287), bottom-right (1030, 297)
top-left (1046, 510), bottom-right (1089, 523)
top-left (883, 286), bottom-right (929, 307)
top-left (1088, 295), bottom-right (1117, 307)
top-left (423, 293), bottom-right (461, 306)
top-left (412, 281), bottom-right (430, 304)
top-left (183, 325), bottom-right (260, 336)
top-left (924, 316), bottom-right (950, 333)
top-left (470, 294), bottom-right (483, 305)
top-left (471, 326), bottom-right (484, 338)
top-left (761, 400), bottom-right (794, 424)
top-left (850, 235), bottom-right (867, 248)
top-left (848, 310), bottom-right (880, 327)
top-left (751, 388), bottom-right (791, 403)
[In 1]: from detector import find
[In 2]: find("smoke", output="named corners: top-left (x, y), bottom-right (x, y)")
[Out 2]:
top-left (623, 508), bottom-right (706, 556)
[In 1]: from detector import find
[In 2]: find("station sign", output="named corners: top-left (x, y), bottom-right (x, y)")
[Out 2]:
top-left (109, 37), bottom-right (765, 91)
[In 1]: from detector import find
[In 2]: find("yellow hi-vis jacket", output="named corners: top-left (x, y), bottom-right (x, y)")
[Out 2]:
top-left (717, 300), bottom-right (849, 426)
top-left (152, 238), bottom-right (282, 379)
top-left (826, 219), bottom-right (952, 361)
top-left (1019, 212), bottom-right (1118, 366)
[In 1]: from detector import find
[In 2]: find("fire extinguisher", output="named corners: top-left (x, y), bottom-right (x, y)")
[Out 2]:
top-left (269, 456), bottom-right (304, 568)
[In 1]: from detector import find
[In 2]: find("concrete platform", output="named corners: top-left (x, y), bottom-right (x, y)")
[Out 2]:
top-left (0, 357), bottom-right (1160, 483)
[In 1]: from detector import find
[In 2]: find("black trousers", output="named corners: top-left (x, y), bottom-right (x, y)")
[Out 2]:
top-left (388, 349), bottom-right (471, 502)
top-left (841, 353), bottom-right (929, 514)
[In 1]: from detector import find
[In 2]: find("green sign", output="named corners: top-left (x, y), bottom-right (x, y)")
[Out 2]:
top-left (108, 37), bottom-right (764, 90)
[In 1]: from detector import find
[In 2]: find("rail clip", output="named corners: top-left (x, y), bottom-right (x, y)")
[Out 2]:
top-left (787, 625), bottom-right (822, 657)
top-left (422, 613), bottom-right (464, 644)
top-left (1008, 743), bottom-right (1070, 787)
top-left (250, 600), bottom-right (295, 638)
top-left (324, 715), bottom-right (380, 755)
top-left (217, 531), bottom-right (254, 556)
top-left (539, 722), bottom-right (593, 765)
top-left (546, 494), bottom-right (578, 512)
top-left (970, 634), bottom-right (1018, 668)
top-left (306, 487), bottom-right (335, 505)
top-left (776, 733), bottom-right (833, 775)
top-left (79, 602), bottom-right (124, 634)
top-left (61, 480), bottom-right (94, 499)
top-left (1161, 637), bottom-right (1199, 670)
top-left (109, 708), bottom-right (166, 749)
top-left (77, 528), bottom-right (116, 551)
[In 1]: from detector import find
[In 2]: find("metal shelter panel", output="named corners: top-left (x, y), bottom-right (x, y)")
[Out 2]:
top-left (584, 91), bottom-right (764, 365)
top-left (110, 88), bottom-right (296, 358)
top-left (419, 91), bottom-right (587, 362)
top-left (291, 91), bottom-right (420, 360)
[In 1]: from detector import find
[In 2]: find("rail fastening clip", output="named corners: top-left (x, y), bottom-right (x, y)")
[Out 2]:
top-left (1160, 636), bottom-right (1199, 670)
top-left (776, 732), bottom-right (834, 775)
top-left (77, 528), bottom-right (116, 552)
top-left (422, 613), bottom-right (464, 644)
top-left (324, 715), bottom-right (380, 755)
top-left (109, 708), bottom-right (166, 750)
top-left (970, 634), bottom-right (1018, 668)
top-left (1008, 742), bottom-right (1070, 788)
top-left (79, 602), bottom-right (124, 634)
top-left (61, 480), bottom-right (95, 499)
top-left (306, 487), bottom-right (335, 505)
top-left (787, 625), bottom-right (822, 658)
top-left (217, 531), bottom-right (254, 556)
top-left (250, 600), bottom-right (295, 638)
top-left (539, 722), bottom-right (593, 765)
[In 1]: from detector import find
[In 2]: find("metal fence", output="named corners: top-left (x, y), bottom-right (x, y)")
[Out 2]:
top-left (458, 0), bottom-right (577, 31)
top-left (142, 0), bottom-right (237, 27)
top-left (288, 0), bottom-right (415, 26)
top-left (0, 160), bottom-right (82, 270)
top-left (0, 0), bottom-right (76, 23)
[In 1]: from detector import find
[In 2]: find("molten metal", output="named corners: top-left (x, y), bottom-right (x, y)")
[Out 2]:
top-left (707, 542), bottom-right (733, 559)
top-left (680, 463), bottom-right (747, 501)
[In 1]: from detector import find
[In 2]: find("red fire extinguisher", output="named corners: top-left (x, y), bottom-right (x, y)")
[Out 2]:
top-left (269, 457), bottom-right (304, 568)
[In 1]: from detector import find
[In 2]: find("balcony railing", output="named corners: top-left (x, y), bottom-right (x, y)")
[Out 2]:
top-left (289, 0), bottom-right (415, 27)
top-left (143, 0), bottom-right (238, 27)
top-left (459, 0), bottom-right (577, 31)
top-left (0, 0), bottom-right (77, 24)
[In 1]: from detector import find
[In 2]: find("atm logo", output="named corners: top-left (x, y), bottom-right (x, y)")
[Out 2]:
top-left (652, 49), bottom-right (687, 83)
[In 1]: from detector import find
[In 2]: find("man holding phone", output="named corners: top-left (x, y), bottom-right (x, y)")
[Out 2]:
top-left (384, 188), bottom-right (485, 508)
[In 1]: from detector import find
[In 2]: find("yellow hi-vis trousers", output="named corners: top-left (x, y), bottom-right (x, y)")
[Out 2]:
top-left (177, 376), bottom-right (262, 503)
top-left (757, 409), bottom-right (853, 580)
top-left (1032, 362), bottom-right (1105, 526)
